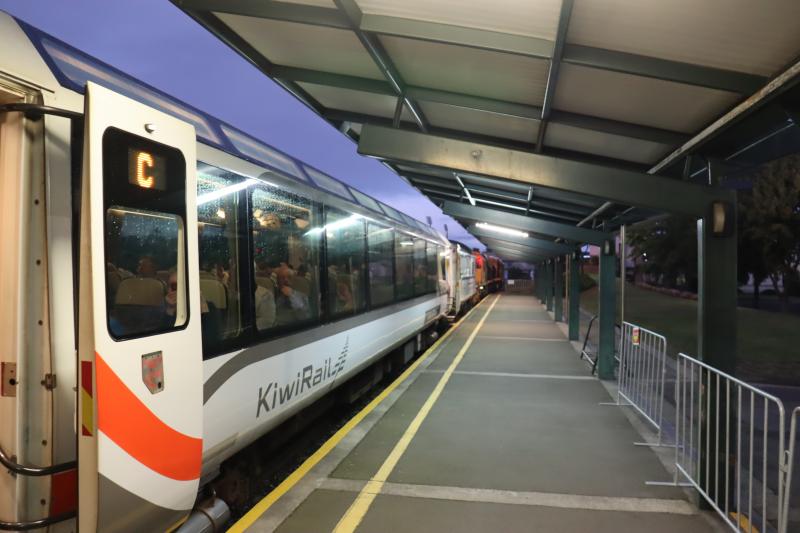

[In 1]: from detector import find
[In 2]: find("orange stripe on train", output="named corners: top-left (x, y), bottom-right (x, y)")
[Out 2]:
top-left (95, 353), bottom-right (202, 481)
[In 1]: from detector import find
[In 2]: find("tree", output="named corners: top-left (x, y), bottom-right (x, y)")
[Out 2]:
top-left (627, 215), bottom-right (697, 291)
top-left (737, 196), bottom-right (771, 308)
top-left (740, 154), bottom-right (800, 310)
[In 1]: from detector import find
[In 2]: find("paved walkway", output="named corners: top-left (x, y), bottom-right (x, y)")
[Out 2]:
top-left (232, 294), bottom-right (723, 533)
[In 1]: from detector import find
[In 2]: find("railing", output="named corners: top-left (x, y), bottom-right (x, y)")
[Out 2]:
top-left (781, 407), bottom-right (800, 533)
top-left (579, 314), bottom-right (598, 368)
top-left (505, 279), bottom-right (534, 294)
top-left (578, 314), bottom-right (620, 376)
top-left (607, 323), bottom-right (670, 447)
top-left (674, 353), bottom-right (787, 533)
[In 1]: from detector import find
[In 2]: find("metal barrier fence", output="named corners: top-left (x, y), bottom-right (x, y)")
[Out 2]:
top-left (579, 314), bottom-right (599, 368)
top-left (578, 313), bottom-right (620, 376)
top-left (505, 278), bottom-right (534, 293)
top-left (781, 407), bottom-right (800, 533)
top-left (607, 323), bottom-right (670, 447)
top-left (674, 353), bottom-right (787, 533)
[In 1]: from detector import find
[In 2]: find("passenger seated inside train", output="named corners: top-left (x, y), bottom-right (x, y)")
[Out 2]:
top-left (254, 282), bottom-right (276, 330)
top-left (275, 265), bottom-right (310, 325)
top-left (109, 255), bottom-right (169, 337)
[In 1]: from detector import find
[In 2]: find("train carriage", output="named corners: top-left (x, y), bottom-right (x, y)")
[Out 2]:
top-left (443, 241), bottom-right (477, 317)
top-left (0, 13), bottom-right (453, 532)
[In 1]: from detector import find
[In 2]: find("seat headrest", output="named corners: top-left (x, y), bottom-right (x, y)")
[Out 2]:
top-left (115, 278), bottom-right (165, 307)
top-left (200, 278), bottom-right (227, 309)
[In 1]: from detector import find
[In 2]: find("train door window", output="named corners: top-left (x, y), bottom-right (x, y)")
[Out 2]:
top-left (426, 242), bottom-right (438, 293)
top-left (196, 164), bottom-right (247, 354)
top-left (439, 247), bottom-right (447, 283)
top-left (103, 128), bottom-right (188, 339)
top-left (395, 232), bottom-right (414, 300)
top-left (251, 184), bottom-right (320, 332)
top-left (367, 223), bottom-right (394, 307)
top-left (413, 238), bottom-right (427, 296)
top-left (325, 207), bottom-right (367, 318)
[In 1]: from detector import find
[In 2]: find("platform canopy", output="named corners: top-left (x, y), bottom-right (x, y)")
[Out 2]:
top-left (175, 0), bottom-right (800, 260)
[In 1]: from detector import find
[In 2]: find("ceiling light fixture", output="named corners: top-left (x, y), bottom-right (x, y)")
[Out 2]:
top-left (475, 222), bottom-right (529, 239)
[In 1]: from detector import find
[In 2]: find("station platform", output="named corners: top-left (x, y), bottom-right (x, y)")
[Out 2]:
top-left (232, 294), bottom-right (723, 533)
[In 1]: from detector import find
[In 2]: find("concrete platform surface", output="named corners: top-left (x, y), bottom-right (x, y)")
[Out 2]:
top-left (237, 294), bottom-right (724, 533)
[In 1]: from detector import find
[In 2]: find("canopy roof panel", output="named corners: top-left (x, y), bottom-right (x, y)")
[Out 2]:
top-left (568, 0), bottom-right (800, 77)
top-left (358, 0), bottom-right (562, 41)
top-left (175, 0), bottom-right (800, 257)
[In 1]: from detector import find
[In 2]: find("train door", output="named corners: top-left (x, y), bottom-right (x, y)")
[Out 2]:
top-left (77, 82), bottom-right (203, 532)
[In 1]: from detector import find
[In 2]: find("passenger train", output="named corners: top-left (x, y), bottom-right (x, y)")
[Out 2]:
top-left (0, 13), bottom-right (499, 533)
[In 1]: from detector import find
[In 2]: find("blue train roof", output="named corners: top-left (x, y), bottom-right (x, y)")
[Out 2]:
top-left (14, 17), bottom-right (439, 240)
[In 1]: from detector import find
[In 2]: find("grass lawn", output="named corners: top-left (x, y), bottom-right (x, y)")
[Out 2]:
top-left (580, 281), bottom-right (800, 385)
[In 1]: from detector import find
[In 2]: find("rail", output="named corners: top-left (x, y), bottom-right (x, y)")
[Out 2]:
top-left (607, 323), bottom-right (671, 447)
top-left (579, 315), bottom-right (598, 368)
top-left (0, 511), bottom-right (77, 531)
top-left (673, 353), bottom-right (787, 533)
top-left (0, 445), bottom-right (76, 476)
top-left (578, 314), bottom-right (620, 376)
top-left (0, 446), bottom-right (77, 530)
top-left (780, 406), bottom-right (800, 533)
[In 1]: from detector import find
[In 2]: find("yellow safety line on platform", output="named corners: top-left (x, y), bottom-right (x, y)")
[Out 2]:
top-left (332, 294), bottom-right (501, 533)
top-left (227, 297), bottom-right (491, 533)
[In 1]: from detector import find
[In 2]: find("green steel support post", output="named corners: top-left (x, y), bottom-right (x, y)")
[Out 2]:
top-left (546, 260), bottom-right (554, 312)
top-left (554, 256), bottom-right (564, 322)
top-left (541, 261), bottom-right (547, 304)
top-left (569, 252), bottom-right (581, 341)
top-left (697, 212), bottom-right (738, 502)
top-left (537, 262), bottom-right (544, 302)
top-left (597, 244), bottom-right (616, 380)
top-left (697, 215), bottom-right (737, 371)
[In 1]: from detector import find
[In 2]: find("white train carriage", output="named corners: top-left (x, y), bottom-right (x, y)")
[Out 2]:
top-left (443, 242), bottom-right (477, 317)
top-left (0, 13), bottom-right (450, 532)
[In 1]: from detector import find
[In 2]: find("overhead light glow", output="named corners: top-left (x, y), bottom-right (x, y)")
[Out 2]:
top-left (305, 214), bottom-right (364, 236)
top-left (197, 178), bottom-right (259, 205)
top-left (476, 222), bottom-right (529, 239)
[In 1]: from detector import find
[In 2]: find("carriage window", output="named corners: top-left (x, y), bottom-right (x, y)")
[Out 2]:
top-left (426, 243), bottom-right (438, 293)
top-left (251, 185), bottom-right (320, 332)
top-left (105, 208), bottom-right (184, 338)
top-left (395, 232), bottom-right (414, 300)
top-left (367, 223), bottom-right (394, 308)
top-left (413, 238), bottom-right (427, 296)
top-left (196, 166), bottom-right (247, 354)
top-left (102, 127), bottom-right (187, 340)
top-left (325, 207), bottom-right (367, 318)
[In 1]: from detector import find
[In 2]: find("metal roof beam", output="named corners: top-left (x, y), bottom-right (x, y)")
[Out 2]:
top-left (333, 0), bottom-right (429, 132)
top-left (271, 66), bottom-right (395, 95)
top-left (442, 201), bottom-right (610, 245)
top-left (481, 240), bottom-right (559, 260)
top-left (484, 244), bottom-right (551, 261)
top-left (359, 13), bottom-right (553, 59)
top-left (651, 54), bottom-right (800, 174)
top-left (176, 0), bottom-right (350, 29)
top-left (358, 125), bottom-right (734, 216)
top-left (536, 0), bottom-right (573, 153)
top-left (562, 44), bottom-right (766, 95)
top-left (419, 186), bottom-right (576, 223)
top-left (294, 74), bottom-right (686, 145)
top-left (549, 110), bottom-right (688, 146)
top-left (468, 225), bottom-right (576, 255)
